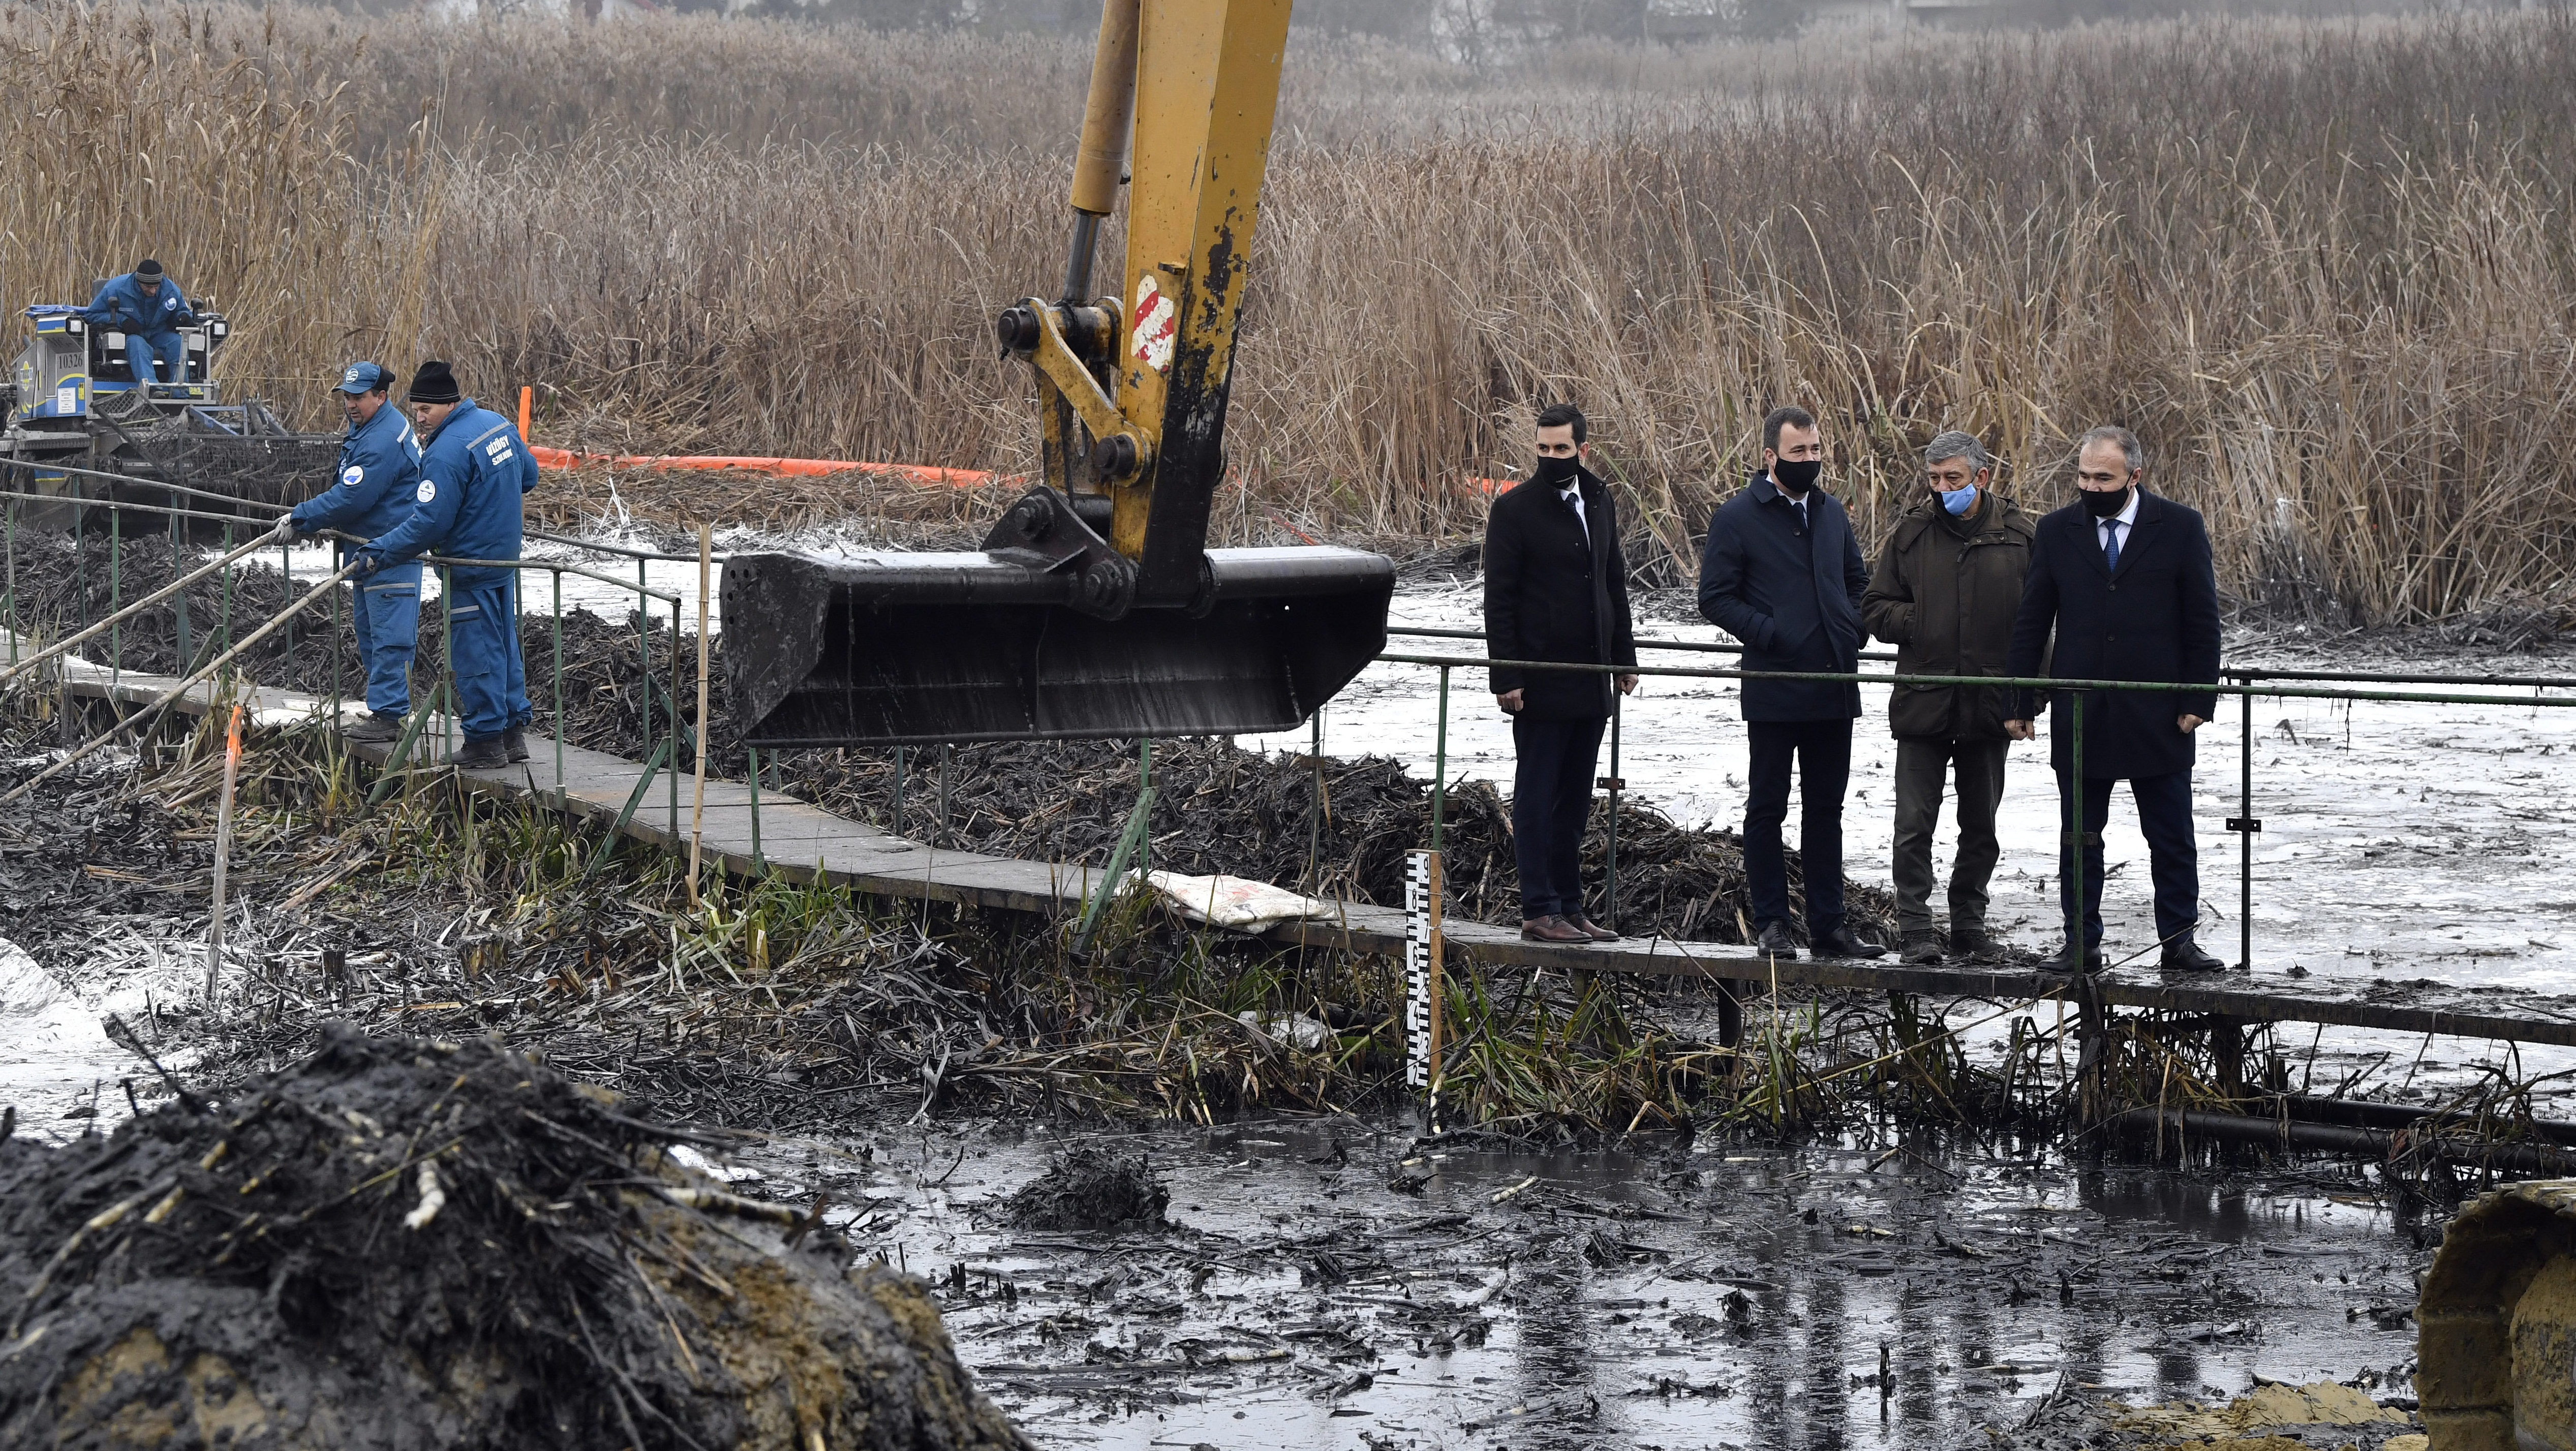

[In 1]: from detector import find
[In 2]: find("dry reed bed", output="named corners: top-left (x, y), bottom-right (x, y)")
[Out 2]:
top-left (4, 7), bottom-right (2572, 620)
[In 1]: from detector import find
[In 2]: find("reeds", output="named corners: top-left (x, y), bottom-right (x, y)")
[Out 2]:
top-left (9, 6), bottom-right (2574, 621)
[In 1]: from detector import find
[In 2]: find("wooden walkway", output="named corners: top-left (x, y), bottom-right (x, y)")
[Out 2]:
top-left (32, 638), bottom-right (2576, 1051)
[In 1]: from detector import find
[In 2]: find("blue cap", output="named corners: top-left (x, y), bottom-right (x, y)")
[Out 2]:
top-left (335, 361), bottom-right (388, 395)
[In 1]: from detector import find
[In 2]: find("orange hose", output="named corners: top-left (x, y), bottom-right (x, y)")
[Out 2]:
top-left (530, 444), bottom-right (993, 488)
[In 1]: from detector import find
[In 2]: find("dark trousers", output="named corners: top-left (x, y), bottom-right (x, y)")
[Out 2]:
top-left (1511, 713), bottom-right (1606, 919)
top-left (1744, 718), bottom-right (1853, 937)
top-left (2057, 770), bottom-right (2201, 950)
top-left (1891, 737), bottom-right (2009, 934)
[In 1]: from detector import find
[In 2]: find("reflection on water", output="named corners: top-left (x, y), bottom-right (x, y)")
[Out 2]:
top-left (727, 1113), bottom-right (2430, 1449)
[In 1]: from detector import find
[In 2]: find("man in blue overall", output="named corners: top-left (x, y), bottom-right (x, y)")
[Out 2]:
top-left (286, 362), bottom-right (423, 743)
top-left (357, 361), bottom-right (538, 770)
top-left (82, 259), bottom-right (196, 387)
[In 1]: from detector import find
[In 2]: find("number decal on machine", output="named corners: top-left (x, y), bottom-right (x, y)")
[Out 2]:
top-left (1130, 276), bottom-right (1177, 375)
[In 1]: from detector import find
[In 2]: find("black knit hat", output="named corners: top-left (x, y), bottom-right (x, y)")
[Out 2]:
top-left (406, 360), bottom-right (461, 405)
top-left (135, 259), bottom-right (164, 280)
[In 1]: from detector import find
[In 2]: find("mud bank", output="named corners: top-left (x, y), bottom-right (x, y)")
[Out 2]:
top-left (0, 1025), bottom-right (1030, 1450)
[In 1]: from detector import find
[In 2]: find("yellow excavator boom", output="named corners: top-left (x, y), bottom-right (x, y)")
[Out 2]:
top-left (723, 0), bottom-right (1392, 747)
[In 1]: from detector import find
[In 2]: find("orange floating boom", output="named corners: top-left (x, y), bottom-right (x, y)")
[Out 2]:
top-left (528, 444), bottom-right (994, 487)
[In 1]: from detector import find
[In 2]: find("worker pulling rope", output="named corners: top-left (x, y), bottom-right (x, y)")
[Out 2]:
top-left (0, 559), bottom-right (361, 810)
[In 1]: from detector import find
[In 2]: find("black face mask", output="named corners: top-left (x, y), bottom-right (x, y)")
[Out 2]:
top-left (2079, 483), bottom-right (2131, 518)
top-left (1771, 458), bottom-right (1821, 495)
top-left (1532, 455), bottom-right (1580, 489)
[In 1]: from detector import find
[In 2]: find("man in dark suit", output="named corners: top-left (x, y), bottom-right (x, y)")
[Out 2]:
top-left (1698, 405), bottom-right (1884, 962)
top-left (2006, 426), bottom-right (2225, 974)
top-left (1486, 403), bottom-right (1639, 943)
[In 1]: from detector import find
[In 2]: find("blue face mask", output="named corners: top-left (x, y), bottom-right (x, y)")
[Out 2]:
top-left (1939, 485), bottom-right (1979, 516)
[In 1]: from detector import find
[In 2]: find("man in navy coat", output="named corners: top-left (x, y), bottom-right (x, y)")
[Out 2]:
top-left (2005, 426), bottom-right (2225, 974)
top-left (1698, 405), bottom-right (1885, 961)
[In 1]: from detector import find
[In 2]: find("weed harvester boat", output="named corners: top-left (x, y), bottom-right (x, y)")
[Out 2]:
top-left (1, 288), bottom-right (339, 531)
top-left (722, 0), bottom-right (1393, 747)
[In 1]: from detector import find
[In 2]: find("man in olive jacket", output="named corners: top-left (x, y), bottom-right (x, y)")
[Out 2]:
top-left (1861, 431), bottom-right (2034, 964)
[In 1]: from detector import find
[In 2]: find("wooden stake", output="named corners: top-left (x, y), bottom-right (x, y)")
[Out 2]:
top-left (686, 522), bottom-right (712, 906)
top-left (519, 385), bottom-right (534, 442)
top-left (205, 702), bottom-right (244, 1008)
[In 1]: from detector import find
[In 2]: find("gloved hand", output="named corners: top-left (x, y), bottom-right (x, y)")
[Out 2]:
top-left (351, 550), bottom-right (387, 578)
top-left (266, 515), bottom-right (299, 545)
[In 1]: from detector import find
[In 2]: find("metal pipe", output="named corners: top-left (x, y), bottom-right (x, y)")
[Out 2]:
top-left (2101, 1106), bottom-right (2576, 1176)
top-left (1373, 652), bottom-right (2576, 710)
top-left (1606, 690), bottom-right (1622, 930)
top-left (551, 568), bottom-right (565, 795)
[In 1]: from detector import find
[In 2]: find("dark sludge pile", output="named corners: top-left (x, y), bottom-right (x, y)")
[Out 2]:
top-left (0, 1023), bottom-right (1032, 1450)
top-left (1001, 1147), bottom-right (1170, 1231)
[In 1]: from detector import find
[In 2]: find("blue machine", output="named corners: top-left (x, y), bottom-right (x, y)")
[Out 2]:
top-left (3, 285), bottom-right (339, 527)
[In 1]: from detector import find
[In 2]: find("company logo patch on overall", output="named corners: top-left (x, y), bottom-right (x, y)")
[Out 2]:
top-left (416, 480), bottom-right (436, 504)
top-left (341, 465), bottom-right (365, 487)
top-left (483, 437), bottom-right (515, 467)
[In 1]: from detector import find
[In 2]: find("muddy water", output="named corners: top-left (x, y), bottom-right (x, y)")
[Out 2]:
top-left (721, 1115), bottom-right (2428, 1450)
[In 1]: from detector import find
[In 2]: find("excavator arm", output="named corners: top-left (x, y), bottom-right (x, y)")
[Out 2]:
top-left (723, 0), bottom-right (1392, 747)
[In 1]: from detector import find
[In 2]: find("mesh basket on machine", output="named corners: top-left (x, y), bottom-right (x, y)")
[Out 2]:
top-left (126, 414), bottom-right (340, 516)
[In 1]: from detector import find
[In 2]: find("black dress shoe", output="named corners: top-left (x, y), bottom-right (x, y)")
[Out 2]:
top-left (2160, 937), bottom-right (2225, 973)
top-left (453, 736), bottom-right (510, 770)
top-left (2048, 942), bottom-right (2109, 974)
top-left (1563, 914), bottom-right (1620, 942)
top-left (1814, 926), bottom-right (1887, 960)
top-left (1949, 925), bottom-right (2002, 959)
top-left (1755, 921), bottom-right (1799, 961)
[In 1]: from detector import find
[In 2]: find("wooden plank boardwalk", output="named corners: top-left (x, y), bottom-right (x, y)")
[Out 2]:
top-left (29, 636), bottom-right (2576, 1050)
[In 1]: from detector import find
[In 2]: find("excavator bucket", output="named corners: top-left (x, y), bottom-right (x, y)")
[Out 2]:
top-left (2419, 1180), bottom-right (2576, 1449)
top-left (723, 536), bottom-right (1393, 748)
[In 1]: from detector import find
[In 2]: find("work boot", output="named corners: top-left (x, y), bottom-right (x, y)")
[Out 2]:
top-left (1949, 925), bottom-right (2003, 960)
top-left (1813, 926), bottom-right (1887, 961)
top-left (1563, 914), bottom-right (1620, 942)
top-left (1898, 930), bottom-right (1945, 966)
top-left (2048, 942), bottom-right (2108, 975)
top-left (2160, 936), bottom-right (2225, 973)
top-left (1520, 915), bottom-right (1587, 944)
top-left (452, 736), bottom-right (510, 770)
top-left (502, 727), bottom-right (530, 764)
top-left (342, 711), bottom-right (404, 744)
top-left (1755, 920), bottom-right (1799, 961)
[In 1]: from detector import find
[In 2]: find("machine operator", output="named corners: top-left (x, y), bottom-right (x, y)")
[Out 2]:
top-left (287, 362), bottom-right (424, 744)
top-left (82, 259), bottom-right (197, 387)
top-left (355, 361), bottom-right (538, 771)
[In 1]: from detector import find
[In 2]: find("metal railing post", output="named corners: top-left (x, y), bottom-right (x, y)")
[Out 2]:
top-left (438, 564), bottom-right (455, 762)
top-left (1431, 666), bottom-right (1449, 856)
top-left (937, 742), bottom-right (953, 844)
top-left (280, 533), bottom-right (294, 657)
top-left (72, 478), bottom-right (87, 634)
top-left (2238, 675), bottom-right (2257, 971)
top-left (748, 744), bottom-right (763, 872)
top-left (108, 505), bottom-right (120, 686)
top-left (637, 557), bottom-right (653, 776)
top-left (2070, 690), bottom-right (2086, 954)
top-left (5, 492), bottom-right (16, 668)
top-left (220, 520), bottom-right (234, 655)
top-left (551, 567), bottom-right (565, 796)
top-left (167, 488), bottom-right (189, 672)
top-left (893, 746), bottom-right (907, 837)
top-left (1305, 709), bottom-right (1325, 896)
top-left (666, 596), bottom-right (681, 839)
top-left (1605, 689), bottom-right (1622, 929)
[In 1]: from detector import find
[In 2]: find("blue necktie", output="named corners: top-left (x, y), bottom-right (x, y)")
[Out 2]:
top-left (2103, 519), bottom-right (2124, 572)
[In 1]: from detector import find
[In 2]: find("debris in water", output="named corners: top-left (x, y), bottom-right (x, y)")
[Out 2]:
top-left (1002, 1145), bottom-right (1170, 1230)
